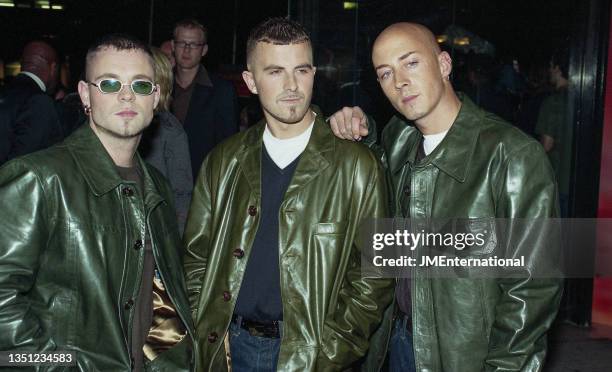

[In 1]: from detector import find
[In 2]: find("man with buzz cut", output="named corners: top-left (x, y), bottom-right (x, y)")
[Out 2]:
top-left (330, 23), bottom-right (562, 372)
top-left (0, 34), bottom-right (194, 371)
top-left (184, 17), bottom-right (393, 372)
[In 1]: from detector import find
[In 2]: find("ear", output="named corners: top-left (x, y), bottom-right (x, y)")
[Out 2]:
top-left (201, 44), bottom-right (209, 58)
top-left (438, 51), bottom-right (453, 80)
top-left (77, 80), bottom-right (90, 107)
top-left (153, 84), bottom-right (161, 110)
top-left (242, 70), bottom-right (257, 95)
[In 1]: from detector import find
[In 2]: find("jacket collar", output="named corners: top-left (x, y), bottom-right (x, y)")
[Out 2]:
top-left (65, 124), bottom-right (164, 206)
top-left (19, 71), bottom-right (46, 92)
top-left (399, 93), bottom-right (481, 182)
top-left (236, 111), bottom-right (333, 197)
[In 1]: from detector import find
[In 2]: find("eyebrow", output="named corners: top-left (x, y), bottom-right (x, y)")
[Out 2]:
top-left (92, 73), bottom-right (153, 81)
top-left (374, 51), bottom-right (417, 71)
top-left (262, 63), bottom-right (313, 72)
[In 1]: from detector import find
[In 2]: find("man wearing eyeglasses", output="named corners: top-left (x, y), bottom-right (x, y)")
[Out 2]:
top-left (171, 18), bottom-right (238, 180)
top-left (0, 34), bottom-right (195, 371)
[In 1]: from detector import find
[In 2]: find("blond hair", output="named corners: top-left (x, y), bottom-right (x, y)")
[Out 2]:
top-left (151, 47), bottom-right (173, 112)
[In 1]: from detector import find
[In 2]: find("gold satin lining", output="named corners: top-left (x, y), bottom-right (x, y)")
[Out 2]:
top-left (143, 275), bottom-right (187, 361)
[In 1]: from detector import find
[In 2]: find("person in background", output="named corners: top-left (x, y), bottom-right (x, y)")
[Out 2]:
top-left (160, 40), bottom-right (176, 67)
top-left (171, 18), bottom-right (238, 179)
top-left (536, 48), bottom-right (572, 217)
top-left (0, 40), bottom-right (63, 165)
top-left (140, 47), bottom-right (193, 234)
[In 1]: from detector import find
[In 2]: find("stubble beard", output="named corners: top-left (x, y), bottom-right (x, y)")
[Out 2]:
top-left (93, 119), bottom-right (145, 139)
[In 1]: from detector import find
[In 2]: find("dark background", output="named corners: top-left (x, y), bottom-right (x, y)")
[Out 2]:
top-left (0, 0), bottom-right (572, 90)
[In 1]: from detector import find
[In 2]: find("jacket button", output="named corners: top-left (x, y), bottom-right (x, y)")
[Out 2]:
top-left (233, 248), bottom-right (244, 258)
top-left (124, 298), bottom-right (134, 310)
top-left (122, 187), bottom-right (134, 197)
top-left (208, 332), bottom-right (218, 343)
top-left (222, 291), bottom-right (232, 301)
top-left (133, 239), bottom-right (143, 250)
top-left (248, 205), bottom-right (257, 216)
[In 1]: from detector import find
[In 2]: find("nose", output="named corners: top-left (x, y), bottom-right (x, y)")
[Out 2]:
top-left (118, 83), bottom-right (136, 102)
top-left (284, 72), bottom-right (298, 92)
top-left (393, 70), bottom-right (411, 90)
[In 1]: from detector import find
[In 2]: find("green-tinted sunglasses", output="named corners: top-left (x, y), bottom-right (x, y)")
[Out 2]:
top-left (87, 79), bottom-right (157, 96)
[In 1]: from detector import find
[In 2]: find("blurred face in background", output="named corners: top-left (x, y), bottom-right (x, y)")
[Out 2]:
top-left (172, 27), bottom-right (207, 70)
top-left (160, 40), bottom-right (175, 67)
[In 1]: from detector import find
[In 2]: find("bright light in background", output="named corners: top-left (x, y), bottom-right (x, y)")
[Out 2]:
top-left (437, 35), bottom-right (448, 43)
top-left (453, 37), bottom-right (470, 46)
top-left (51, 4), bottom-right (62, 10)
top-left (0, 0), bottom-right (15, 8)
top-left (6, 62), bottom-right (21, 77)
top-left (343, 2), bottom-right (358, 10)
top-left (35, 0), bottom-right (49, 9)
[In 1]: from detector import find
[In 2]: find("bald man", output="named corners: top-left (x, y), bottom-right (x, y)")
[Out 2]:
top-left (330, 23), bottom-right (562, 372)
top-left (0, 40), bottom-right (63, 164)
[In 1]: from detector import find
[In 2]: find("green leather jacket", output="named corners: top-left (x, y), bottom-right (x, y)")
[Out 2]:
top-left (184, 115), bottom-right (394, 371)
top-left (0, 124), bottom-right (195, 371)
top-left (363, 96), bottom-right (563, 372)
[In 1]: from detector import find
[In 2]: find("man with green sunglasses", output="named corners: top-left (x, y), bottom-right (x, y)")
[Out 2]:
top-left (0, 34), bottom-right (195, 371)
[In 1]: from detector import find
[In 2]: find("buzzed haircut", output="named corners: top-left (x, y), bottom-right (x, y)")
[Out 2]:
top-left (84, 33), bottom-right (153, 80)
top-left (173, 18), bottom-right (208, 43)
top-left (246, 17), bottom-right (311, 66)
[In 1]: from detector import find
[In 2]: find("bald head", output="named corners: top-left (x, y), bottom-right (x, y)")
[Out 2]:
top-left (21, 41), bottom-right (59, 90)
top-left (374, 23), bottom-right (440, 58)
top-left (371, 22), bottom-right (460, 133)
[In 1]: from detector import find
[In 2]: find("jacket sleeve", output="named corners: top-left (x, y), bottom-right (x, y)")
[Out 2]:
top-left (167, 124), bottom-right (193, 235)
top-left (10, 95), bottom-right (62, 159)
top-left (318, 152), bottom-right (395, 369)
top-left (0, 159), bottom-right (53, 351)
top-left (485, 142), bottom-right (563, 371)
top-left (182, 157), bottom-right (213, 319)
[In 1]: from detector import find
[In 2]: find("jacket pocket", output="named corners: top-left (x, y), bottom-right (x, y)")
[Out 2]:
top-left (453, 218), bottom-right (497, 256)
top-left (314, 222), bottom-right (346, 235)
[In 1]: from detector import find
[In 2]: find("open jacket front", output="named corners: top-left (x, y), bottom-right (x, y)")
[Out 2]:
top-left (0, 124), bottom-right (195, 371)
top-left (184, 115), bottom-right (394, 371)
top-left (363, 96), bottom-right (563, 372)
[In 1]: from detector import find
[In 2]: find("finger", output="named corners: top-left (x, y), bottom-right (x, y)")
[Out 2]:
top-left (328, 116), bottom-right (342, 138)
top-left (359, 116), bottom-right (369, 137)
top-left (341, 107), bottom-right (355, 139)
top-left (351, 114), bottom-right (362, 140)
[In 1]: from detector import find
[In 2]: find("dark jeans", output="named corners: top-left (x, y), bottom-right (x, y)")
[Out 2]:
top-left (229, 319), bottom-right (282, 372)
top-left (388, 317), bottom-right (416, 372)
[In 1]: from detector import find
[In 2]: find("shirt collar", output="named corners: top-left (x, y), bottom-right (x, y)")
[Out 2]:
top-left (19, 71), bottom-right (46, 92)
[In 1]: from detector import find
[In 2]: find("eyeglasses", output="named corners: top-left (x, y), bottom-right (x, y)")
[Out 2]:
top-left (87, 79), bottom-right (157, 96)
top-left (174, 40), bottom-right (205, 49)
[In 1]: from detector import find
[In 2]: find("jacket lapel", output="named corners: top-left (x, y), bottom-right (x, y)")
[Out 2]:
top-left (425, 96), bottom-right (481, 182)
top-left (285, 114), bottom-right (332, 197)
top-left (236, 122), bottom-right (264, 198)
top-left (235, 113), bottom-right (333, 199)
top-left (66, 124), bottom-right (123, 196)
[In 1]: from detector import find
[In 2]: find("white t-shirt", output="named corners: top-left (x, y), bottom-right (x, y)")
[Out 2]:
top-left (423, 130), bottom-right (449, 156)
top-left (263, 119), bottom-right (315, 169)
